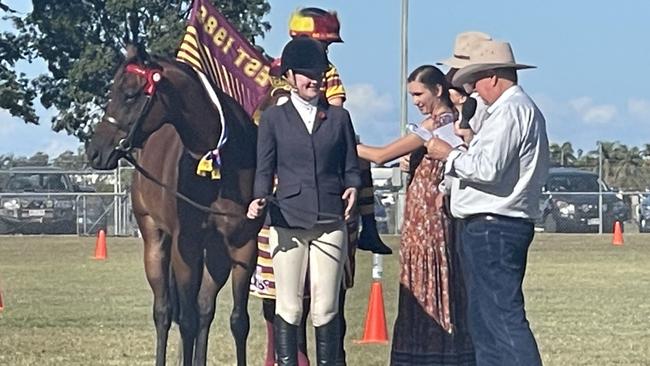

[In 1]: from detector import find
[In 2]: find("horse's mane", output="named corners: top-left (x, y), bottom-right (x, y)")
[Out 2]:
top-left (121, 49), bottom-right (256, 137)
top-left (140, 54), bottom-right (245, 115)
top-left (122, 48), bottom-right (204, 88)
top-left (152, 55), bottom-right (257, 138)
top-left (152, 55), bottom-right (203, 85)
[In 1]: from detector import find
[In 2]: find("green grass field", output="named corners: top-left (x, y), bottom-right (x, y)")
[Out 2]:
top-left (1, 234), bottom-right (649, 365)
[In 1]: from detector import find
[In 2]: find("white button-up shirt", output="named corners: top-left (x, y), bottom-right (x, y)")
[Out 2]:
top-left (290, 91), bottom-right (318, 134)
top-left (445, 85), bottom-right (550, 219)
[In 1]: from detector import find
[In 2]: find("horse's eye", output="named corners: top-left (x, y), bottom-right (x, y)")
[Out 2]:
top-left (124, 90), bottom-right (140, 101)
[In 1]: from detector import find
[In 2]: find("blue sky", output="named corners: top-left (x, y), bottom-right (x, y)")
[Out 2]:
top-left (2, 0), bottom-right (650, 158)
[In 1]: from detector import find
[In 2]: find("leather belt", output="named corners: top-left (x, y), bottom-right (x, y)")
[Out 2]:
top-left (465, 213), bottom-right (534, 224)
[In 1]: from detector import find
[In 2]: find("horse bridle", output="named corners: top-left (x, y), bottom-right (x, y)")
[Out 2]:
top-left (108, 63), bottom-right (163, 153)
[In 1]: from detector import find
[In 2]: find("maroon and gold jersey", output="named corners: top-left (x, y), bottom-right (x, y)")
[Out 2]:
top-left (322, 63), bottom-right (346, 103)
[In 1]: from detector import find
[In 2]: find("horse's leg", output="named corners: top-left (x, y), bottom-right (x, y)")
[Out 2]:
top-left (228, 237), bottom-right (258, 366)
top-left (262, 299), bottom-right (276, 366)
top-left (138, 214), bottom-right (172, 366)
top-left (193, 240), bottom-right (231, 365)
top-left (171, 227), bottom-right (204, 366)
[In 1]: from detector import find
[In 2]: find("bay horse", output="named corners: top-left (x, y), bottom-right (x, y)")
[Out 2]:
top-left (86, 44), bottom-right (262, 366)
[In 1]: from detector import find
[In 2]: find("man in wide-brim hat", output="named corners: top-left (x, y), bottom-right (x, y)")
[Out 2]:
top-left (452, 40), bottom-right (535, 99)
top-left (427, 39), bottom-right (549, 366)
top-left (437, 31), bottom-right (492, 69)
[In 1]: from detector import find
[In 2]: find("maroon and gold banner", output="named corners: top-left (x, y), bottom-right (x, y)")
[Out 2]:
top-left (176, 0), bottom-right (271, 116)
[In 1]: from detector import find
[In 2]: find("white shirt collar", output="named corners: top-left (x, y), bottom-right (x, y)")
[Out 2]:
top-left (486, 85), bottom-right (521, 114)
top-left (290, 91), bottom-right (318, 111)
top-left (290, 91), bottom-right (319, 133)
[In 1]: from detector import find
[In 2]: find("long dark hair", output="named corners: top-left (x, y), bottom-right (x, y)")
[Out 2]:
top-left (407, 65), bottom-right (453, 110)
top-left (406, 65), bottom-right (453, 186)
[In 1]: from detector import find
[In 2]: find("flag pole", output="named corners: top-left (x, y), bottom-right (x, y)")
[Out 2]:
top-left (396, 0), bottom-right (409, 235)
top-left (394, 0), bottom-right (409, 234)
top-left (399, 0), bottom-right (409, 136)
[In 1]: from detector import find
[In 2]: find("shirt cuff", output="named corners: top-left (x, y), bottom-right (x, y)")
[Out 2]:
top-left (444, 149), bottom-right (463, 176)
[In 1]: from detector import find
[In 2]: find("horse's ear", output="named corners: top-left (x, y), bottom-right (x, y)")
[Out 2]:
top-left (124, 43), bottom-right (150, 64)
top-left (125, 44), bottom-right (139, 61)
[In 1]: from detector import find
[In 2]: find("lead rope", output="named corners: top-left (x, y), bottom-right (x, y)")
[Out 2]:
top-left (124, 153), bottom-right (343, 220)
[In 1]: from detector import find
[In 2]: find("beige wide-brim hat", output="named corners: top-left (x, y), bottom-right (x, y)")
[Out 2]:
top-left (437, 31), bottom-right (492, 69)
top-left (452, 40), bottom-right (535, 87)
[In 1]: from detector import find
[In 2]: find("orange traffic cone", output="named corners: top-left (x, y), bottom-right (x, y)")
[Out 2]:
top-left (354, 281), bottom-right (389, 344)
top-left (612, 221), bottom-right (624, 246)
top-left (93, 229), bottom-right (107, 260)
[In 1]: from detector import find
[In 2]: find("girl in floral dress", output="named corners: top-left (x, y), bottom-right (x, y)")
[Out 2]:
top-left (357, 65), bottom-right (475, 365)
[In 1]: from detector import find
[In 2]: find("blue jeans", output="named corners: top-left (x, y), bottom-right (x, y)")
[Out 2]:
top-left (458, 214), bottom-right (542, 366)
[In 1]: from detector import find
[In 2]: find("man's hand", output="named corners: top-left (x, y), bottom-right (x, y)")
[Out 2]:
top-left (454, 120), bottom-right (474, 145)
top-left (342, 187), bottom-right (358, 221)
top-left (247, 198), bottom-right (267, 219)
top-left (426, 137), bottom-right (453, 161)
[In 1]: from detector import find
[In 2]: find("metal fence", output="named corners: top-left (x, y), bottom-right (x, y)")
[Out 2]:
top-left (3, 166), bottom-right (646, 237)
top-left (369, 167), bottom-right (650, 235)
top-left (371, 167), bottom-right (404, 235)
top-left (373, 190), bottom-right (648, 235)
top-left (0, 191), bottom-right (132, 236)
top-left (0, 168), bottom-right (134, 236)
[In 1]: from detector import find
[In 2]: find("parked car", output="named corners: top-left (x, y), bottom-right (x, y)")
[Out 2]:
top-left (637, 195), bottom-right (650, 233)
top-left (0, 167), bottom-right (104, 234)
top-left (540, 168), bottom-right (629, 233)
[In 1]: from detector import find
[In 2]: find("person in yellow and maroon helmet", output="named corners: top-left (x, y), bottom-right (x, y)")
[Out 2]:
top-left (290, 6), bottom-right (392, 253)
top-left (289, 7), bottom-right (346, 106)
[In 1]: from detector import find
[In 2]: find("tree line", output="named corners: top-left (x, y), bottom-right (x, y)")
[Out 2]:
top-left (550, 141), bottom-right (650, 191)
top-left (1, 0), bottom-right (270, 140)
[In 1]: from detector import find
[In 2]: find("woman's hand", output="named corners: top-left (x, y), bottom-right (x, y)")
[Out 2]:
top-left (246, 198), bottom-right (267, 219)
top-left (399, 155), bottom-right (410, 172)
top-left (342, 187), bottom-right (358, 221)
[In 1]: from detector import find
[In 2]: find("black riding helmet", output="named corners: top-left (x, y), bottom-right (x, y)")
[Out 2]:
top-left (280, 36), bottom-right (329, 80)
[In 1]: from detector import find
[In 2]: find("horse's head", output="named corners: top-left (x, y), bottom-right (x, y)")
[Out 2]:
top-left (87, 44), bottom-right (167, 170)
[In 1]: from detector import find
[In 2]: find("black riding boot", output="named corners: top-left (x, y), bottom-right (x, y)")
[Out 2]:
top-left (336, 289), bottom-right (347, 366)
top-left (275, 316), bottom-right (298, 366)
top-left (315, 318), bottom-right (340, 365)
top-left (356, 167), bottom-right (392, 255)
top-left (358, 214), bottom-right (393, 255)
